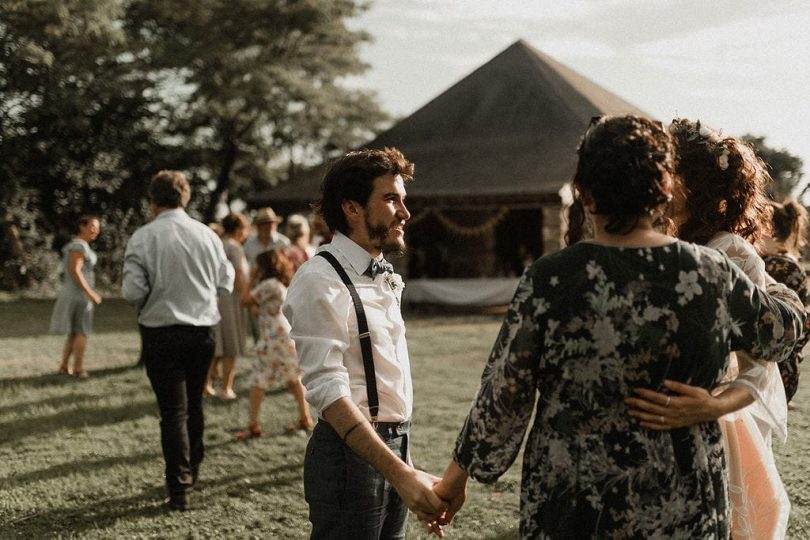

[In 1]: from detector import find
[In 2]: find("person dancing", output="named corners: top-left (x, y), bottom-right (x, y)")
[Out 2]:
top-left (50, 215), bottom-right (102, 379)
top-left (235, 249), bottom-right (313, 440)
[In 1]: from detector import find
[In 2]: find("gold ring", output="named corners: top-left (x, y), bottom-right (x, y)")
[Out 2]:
top-left (665, 396), bottom-right (671, 408)
top-left (659, 415), bottom-right (666, 424)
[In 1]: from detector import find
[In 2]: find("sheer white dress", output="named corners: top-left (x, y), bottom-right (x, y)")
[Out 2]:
top-left (709, 232), bottom-right (790, 540)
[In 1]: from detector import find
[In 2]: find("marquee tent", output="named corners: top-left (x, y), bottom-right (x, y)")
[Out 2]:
top-left (250, 39), bottom-right (647, 305)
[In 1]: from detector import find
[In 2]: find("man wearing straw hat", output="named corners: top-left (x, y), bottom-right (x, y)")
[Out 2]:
top-left (244, 206), bottom-right (290, 267)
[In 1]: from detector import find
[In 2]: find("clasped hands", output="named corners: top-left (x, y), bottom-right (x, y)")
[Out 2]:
top-left (397, 461), bottom-right (469, 537)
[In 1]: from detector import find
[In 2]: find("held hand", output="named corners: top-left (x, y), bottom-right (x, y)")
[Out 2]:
top-left (392, 468), bottom-right (447, 523)
top-left (433, 459), bottom-right (469, 526)
top-left (89, 291), bottom-right (102, 305)
top-left (433, 476), bottom-right (467, 525)
top-left (625, 379), bottom-right (721, 430)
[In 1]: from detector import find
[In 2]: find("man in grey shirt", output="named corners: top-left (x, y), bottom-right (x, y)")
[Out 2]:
top-left (122, 170), bottom-right (234, 511)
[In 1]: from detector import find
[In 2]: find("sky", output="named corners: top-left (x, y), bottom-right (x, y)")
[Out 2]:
top-left (347, 0), bottom-right (810, 193)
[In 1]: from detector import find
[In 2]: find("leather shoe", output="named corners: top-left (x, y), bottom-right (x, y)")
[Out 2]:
top-left (165, 492), bottom-right (191, 511)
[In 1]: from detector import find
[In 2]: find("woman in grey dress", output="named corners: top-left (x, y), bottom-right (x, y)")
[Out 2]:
top-left (205, 212), bottom-right (250, 399)
top-left (49, 215), bottom-right (102, 379)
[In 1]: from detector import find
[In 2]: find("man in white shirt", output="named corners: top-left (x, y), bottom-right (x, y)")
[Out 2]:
top-left (243, 206), bottom-right (289, 266)
top-left (283, 148), bottom-right (445, 538)
top-left (122, 170), bottom-right (234, 511)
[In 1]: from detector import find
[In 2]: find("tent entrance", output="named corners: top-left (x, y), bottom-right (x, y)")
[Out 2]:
top-left (403, 207), bottom-right (543, 279)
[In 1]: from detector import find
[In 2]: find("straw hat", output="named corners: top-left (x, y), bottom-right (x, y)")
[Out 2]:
top-left (254, 207), bottom-right (283, 224)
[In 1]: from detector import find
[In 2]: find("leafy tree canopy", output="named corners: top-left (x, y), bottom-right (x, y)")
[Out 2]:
top-left (742, 134), bottom-right (805, 200)
top-left (0, 0), bottom-right (386, 290)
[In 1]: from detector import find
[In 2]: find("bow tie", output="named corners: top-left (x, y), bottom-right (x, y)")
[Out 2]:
top-left (367, 258), bottom-right (394, 279)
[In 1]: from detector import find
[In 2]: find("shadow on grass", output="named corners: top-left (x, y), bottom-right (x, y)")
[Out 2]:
top-left (5, 459), bottom-right (305, 537)
top-left (1, 450), bottom-right (158, 486)
top-left (0, 364), bottom-right (141, 388)
top-left (3, 439), bottom-right (236, 488)
top-left (0, 399), bottom-right (157, 446)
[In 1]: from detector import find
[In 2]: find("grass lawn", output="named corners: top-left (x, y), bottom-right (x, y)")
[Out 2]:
top-left (1, 298), bottom-right (809, 538)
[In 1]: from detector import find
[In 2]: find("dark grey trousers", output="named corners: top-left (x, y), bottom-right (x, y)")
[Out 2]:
top-left (304, 420), bottom-right (410, 539)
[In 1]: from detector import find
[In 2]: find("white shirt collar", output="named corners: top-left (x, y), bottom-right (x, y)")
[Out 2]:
top-left (328, 231), bottom-right (377, 277)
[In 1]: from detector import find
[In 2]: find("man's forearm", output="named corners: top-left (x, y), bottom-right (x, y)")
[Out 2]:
top-left (321, 397), bottom-right (409, 481)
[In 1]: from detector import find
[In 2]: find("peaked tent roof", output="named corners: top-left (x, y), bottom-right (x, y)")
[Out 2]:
top-left (252, 39), bottom-right (647, 206)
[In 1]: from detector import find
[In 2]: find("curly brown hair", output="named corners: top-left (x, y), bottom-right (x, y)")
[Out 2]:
top-left (567, 115), bottom-right (674, 240)
top-left (256, 248), bottom-right (294, 287)
top-left (669, 119), bottom-right (773, 246)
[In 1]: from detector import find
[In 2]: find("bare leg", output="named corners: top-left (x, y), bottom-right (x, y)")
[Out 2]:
top-left (288, 375), bottom-right (312, 428)
top-left (247, 386), bottom-right (264, 426)
top-left (72, 334), bottom-right (87, 376)
top-left (234, 387), bottom-right (265, 440)
top-left (59, 335), bottom-right (75, 374)
top-left (219, 356), bottom-right (237, 399)
top-left (204, 357), bottom-right (220, 396)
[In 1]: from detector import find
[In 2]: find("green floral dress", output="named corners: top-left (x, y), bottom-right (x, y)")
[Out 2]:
top-left (453, 240), bottom-right (804, 539)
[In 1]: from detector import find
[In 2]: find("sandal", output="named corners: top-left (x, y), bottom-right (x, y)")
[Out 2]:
top-left (286, 418), bottom-right (314, 432)
top-left (219, 388), bottom-right (237, 400)
top-left (234, 423), bottom-right (262, 441)
top-left (57, 364), bottom-right (73, 376)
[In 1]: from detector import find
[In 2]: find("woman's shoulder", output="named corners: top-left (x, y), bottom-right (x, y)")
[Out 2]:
top-left (707, 231), bottom-right (757, 257)
top-left (63, 239), bottom-right (89, 255)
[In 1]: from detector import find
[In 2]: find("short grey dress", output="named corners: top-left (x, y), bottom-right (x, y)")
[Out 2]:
top-left (49, 239), bottom-right (97, 335)
top-left (214, 238), bottom-right (248, 357)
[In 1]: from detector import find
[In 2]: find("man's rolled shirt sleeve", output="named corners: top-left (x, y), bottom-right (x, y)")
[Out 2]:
top-left (284, 268), bottom-right (353, 415)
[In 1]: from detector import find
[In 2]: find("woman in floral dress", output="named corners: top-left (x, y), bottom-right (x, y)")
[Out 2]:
top-left (762, 198), bottom-right (810, 404)
top-left (429, 116), bottom-right (804, 539)
top-left (235, 249), bottom-right (312, 439)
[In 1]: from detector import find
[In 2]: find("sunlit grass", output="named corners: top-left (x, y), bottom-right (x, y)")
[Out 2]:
top-left (1, 298), bottom-right (808, 538)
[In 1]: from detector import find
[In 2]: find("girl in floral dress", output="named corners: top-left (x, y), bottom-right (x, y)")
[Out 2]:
top-left (428, 116), bottom-right (804, 539)
top-left (235, 249), bottom-right (312, 440)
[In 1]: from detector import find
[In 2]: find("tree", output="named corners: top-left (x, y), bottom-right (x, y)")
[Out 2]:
top-left (130, 0), bottom-right (388, 222)
top-left (742, 135), bottom-right (805, 200)
top-left (1, 1), bottom-right (166, 289)
top-left (1, 0), bottom-right (386, 290)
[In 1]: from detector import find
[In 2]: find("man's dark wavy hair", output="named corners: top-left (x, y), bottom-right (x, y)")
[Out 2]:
top-left (313, 148), bottom-right (414, 235)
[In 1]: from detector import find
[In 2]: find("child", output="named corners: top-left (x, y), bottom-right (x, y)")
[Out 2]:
top-left (235, 249), bottom-right (312, 440)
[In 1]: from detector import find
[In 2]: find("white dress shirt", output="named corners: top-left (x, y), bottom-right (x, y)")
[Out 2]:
top-left (283, 231), bottom-right (412, 422)
top-left (122, 208), bottom-right (235, 327)
top-left (244, 232), bottom-right (290, 266)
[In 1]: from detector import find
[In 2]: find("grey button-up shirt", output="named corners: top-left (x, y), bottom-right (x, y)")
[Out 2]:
top-left (122, 208), bottom-right (234, 327)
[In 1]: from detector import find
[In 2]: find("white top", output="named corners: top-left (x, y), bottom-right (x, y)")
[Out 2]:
top-left (708, 231), bottom-right (788, 442)
top-left (283, 231), bottom-right (412, 422)
top-left (244, 232), bottom-right (290, 265)
top-left (122, 208), bottom-right (235, 327)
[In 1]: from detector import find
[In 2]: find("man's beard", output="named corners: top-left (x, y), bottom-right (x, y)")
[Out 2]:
top-left (366, 217), bottom-right (406, 256)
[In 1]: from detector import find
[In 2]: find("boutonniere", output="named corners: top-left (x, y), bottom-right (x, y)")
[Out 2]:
top-left (384, 272), bottom-right (404, 304)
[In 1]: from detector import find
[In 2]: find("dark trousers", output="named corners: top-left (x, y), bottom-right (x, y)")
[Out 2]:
top-left (141, 324), bottom-right (215, 496)
top-left (304, 421), bottom-right (410, 540)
